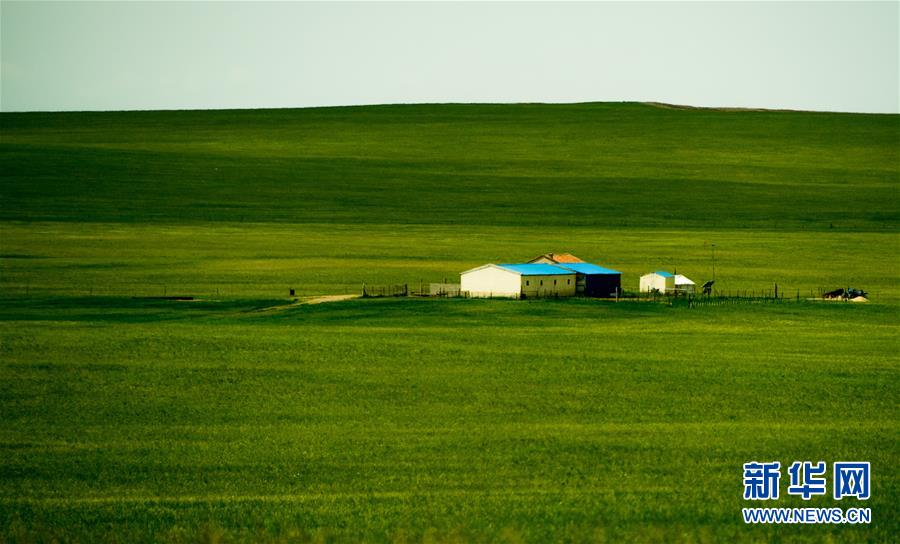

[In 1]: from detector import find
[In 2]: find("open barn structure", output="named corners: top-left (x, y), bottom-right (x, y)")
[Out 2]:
top-left (554, 262), bottom-right (622, 297)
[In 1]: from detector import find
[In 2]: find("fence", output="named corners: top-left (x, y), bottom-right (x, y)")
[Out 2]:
top-left (11, 281), bottom-right (855, 305)
top-left (362, 282), bottom-right (463, 297)
top-left (361, 283), bottom-right (408, 298)
top-left (594, 286), bottom-right (848, 308)
top-left (429, 283), bottom-right (461, 297)
top-left (682, 293), bottom-right (792, 309)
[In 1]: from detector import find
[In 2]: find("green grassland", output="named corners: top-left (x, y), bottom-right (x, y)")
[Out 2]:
top-left (2, 103), bottom-right (897, 229)
top-left (1, 103), bottom-right (899, 542)
top-left (1, 298), bottom-right (897, 542)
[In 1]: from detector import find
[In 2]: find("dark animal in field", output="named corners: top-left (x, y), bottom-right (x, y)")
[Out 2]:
top-left (823, 288), bottom-right (845, 299)
top-left (823, 287), bottom-right (868, 300)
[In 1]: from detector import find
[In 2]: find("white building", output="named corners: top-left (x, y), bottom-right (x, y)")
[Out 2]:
top-left (640, 271), bottom-right (696, 294)
top-left (640, 271), bottom-right (676, 293)
top-left (460, 263), bottom-right (577, 299)
top-left (641, 270), bottom-right (675, 294)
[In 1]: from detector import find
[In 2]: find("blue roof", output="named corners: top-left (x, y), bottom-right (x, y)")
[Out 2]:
top-left (556, 262), bottom-right (621, 275)
top-left (654, 271), bottom-right (674, 278)
top-left (497, 263), bottom-right (574, 276)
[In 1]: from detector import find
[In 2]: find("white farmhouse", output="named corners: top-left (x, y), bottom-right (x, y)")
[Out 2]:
top-left (460, 263), bottom-right (577, 299)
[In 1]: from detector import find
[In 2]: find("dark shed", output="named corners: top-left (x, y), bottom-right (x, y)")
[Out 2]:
top-left (556, 262), bottom-right (622, 297)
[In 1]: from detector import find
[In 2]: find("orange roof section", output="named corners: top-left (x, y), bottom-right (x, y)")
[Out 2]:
top-left (550, 253), bottom-right (584, 263)
top-left (532, 253), bottom-right (584, 263)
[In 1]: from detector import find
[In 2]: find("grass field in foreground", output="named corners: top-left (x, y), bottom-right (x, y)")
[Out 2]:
top-left (1, 102), bottom-right (898, 542)
top-left (0, 297), bottom-right (897, 542)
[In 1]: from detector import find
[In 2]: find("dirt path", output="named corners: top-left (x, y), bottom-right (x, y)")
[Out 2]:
top-left (303, 294), bottom-right (359, 305)
top-left (247, 294), bottom-right (360, 314)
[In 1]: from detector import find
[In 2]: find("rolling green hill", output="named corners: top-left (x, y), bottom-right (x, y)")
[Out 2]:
top-left (2, 102), bottom-right (897, 229)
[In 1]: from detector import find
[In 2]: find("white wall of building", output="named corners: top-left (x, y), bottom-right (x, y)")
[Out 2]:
top-left (460, 266), bottom-right (577, 298)
top-left (460, 265), bottom-right (522, 298)
top-left (520, 273), bottom-right (576, 298)
top-left (640, 273), bottom-right (675, 293)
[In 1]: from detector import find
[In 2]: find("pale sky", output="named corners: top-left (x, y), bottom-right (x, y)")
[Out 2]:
top-left (1, 1), bottom-right (898, 113)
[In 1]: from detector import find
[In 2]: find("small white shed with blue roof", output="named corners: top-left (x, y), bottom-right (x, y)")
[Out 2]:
top-left (460, 263), bottom-right (577, 299)
top-left (640, 271), bottom-right (676, 293)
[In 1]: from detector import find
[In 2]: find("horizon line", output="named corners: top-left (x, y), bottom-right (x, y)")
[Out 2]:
top-left (1, 100), bottom-right (897, 116)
